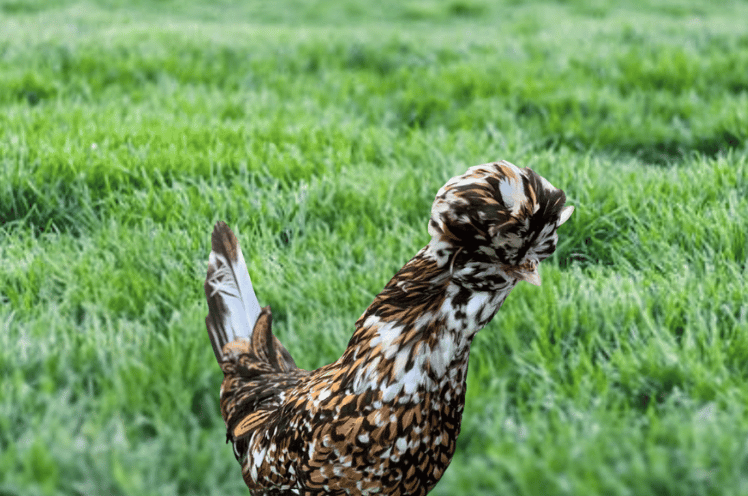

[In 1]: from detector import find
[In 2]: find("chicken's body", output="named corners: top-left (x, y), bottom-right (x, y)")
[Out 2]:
top-left (205, 161), bottom-right (574, 495)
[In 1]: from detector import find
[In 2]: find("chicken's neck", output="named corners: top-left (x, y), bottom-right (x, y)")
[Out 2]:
top-left (338, 241), bottom-right (517, 400)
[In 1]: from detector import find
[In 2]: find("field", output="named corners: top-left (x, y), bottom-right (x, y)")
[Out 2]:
top-left (1, 0), bottom-right (747, 494)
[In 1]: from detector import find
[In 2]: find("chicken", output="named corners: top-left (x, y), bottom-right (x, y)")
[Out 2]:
top-left (204, 160), bottom-right (574, 495)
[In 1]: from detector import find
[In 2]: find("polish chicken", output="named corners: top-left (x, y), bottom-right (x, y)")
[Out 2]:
top-left (204, 160), bottom-right (574, 495)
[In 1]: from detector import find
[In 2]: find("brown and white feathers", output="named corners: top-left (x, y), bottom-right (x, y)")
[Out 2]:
top-left (204, 160), bottom-right (573, 495)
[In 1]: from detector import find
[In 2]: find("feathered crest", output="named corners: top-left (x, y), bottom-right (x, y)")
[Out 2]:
top-left (428, 160), bottom-right (568, 254)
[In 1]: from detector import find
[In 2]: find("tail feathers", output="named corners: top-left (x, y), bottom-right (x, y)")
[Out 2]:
top-left (245, 306), bottom-right (298, 372)
top-left (205, 221), bottom-right (262, 362)
top-left (205, 222), bottom-right (298, 373)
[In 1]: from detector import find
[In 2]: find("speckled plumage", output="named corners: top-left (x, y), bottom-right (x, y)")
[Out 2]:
top-left (205, 160), bottom-right (574, 495)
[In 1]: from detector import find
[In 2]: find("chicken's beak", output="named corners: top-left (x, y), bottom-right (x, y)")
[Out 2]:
top-left (506, 260), bottom-right (541, 286)
top-left (515, 267), bottom-right (541, 286)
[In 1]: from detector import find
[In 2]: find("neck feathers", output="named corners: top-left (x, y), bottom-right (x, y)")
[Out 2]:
top-left (339, 242), bottom-right (515, 400)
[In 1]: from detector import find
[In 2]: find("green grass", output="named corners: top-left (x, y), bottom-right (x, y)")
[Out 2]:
top-left (1, 0), bottom-right (747, 494)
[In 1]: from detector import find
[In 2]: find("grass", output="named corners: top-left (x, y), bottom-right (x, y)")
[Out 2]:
top-left (1, 0), bottom-right (747, 494)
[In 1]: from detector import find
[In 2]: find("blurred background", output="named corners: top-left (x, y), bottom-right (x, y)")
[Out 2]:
top-left (1, 1), bottom-right (747, 495)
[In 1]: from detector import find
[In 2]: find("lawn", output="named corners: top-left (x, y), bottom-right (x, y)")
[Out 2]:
top-left (1, 0), bottom-right (747, 495)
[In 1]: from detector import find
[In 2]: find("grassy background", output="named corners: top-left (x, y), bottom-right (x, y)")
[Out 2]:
top-left (1, 0), bottom-right (747, 494)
